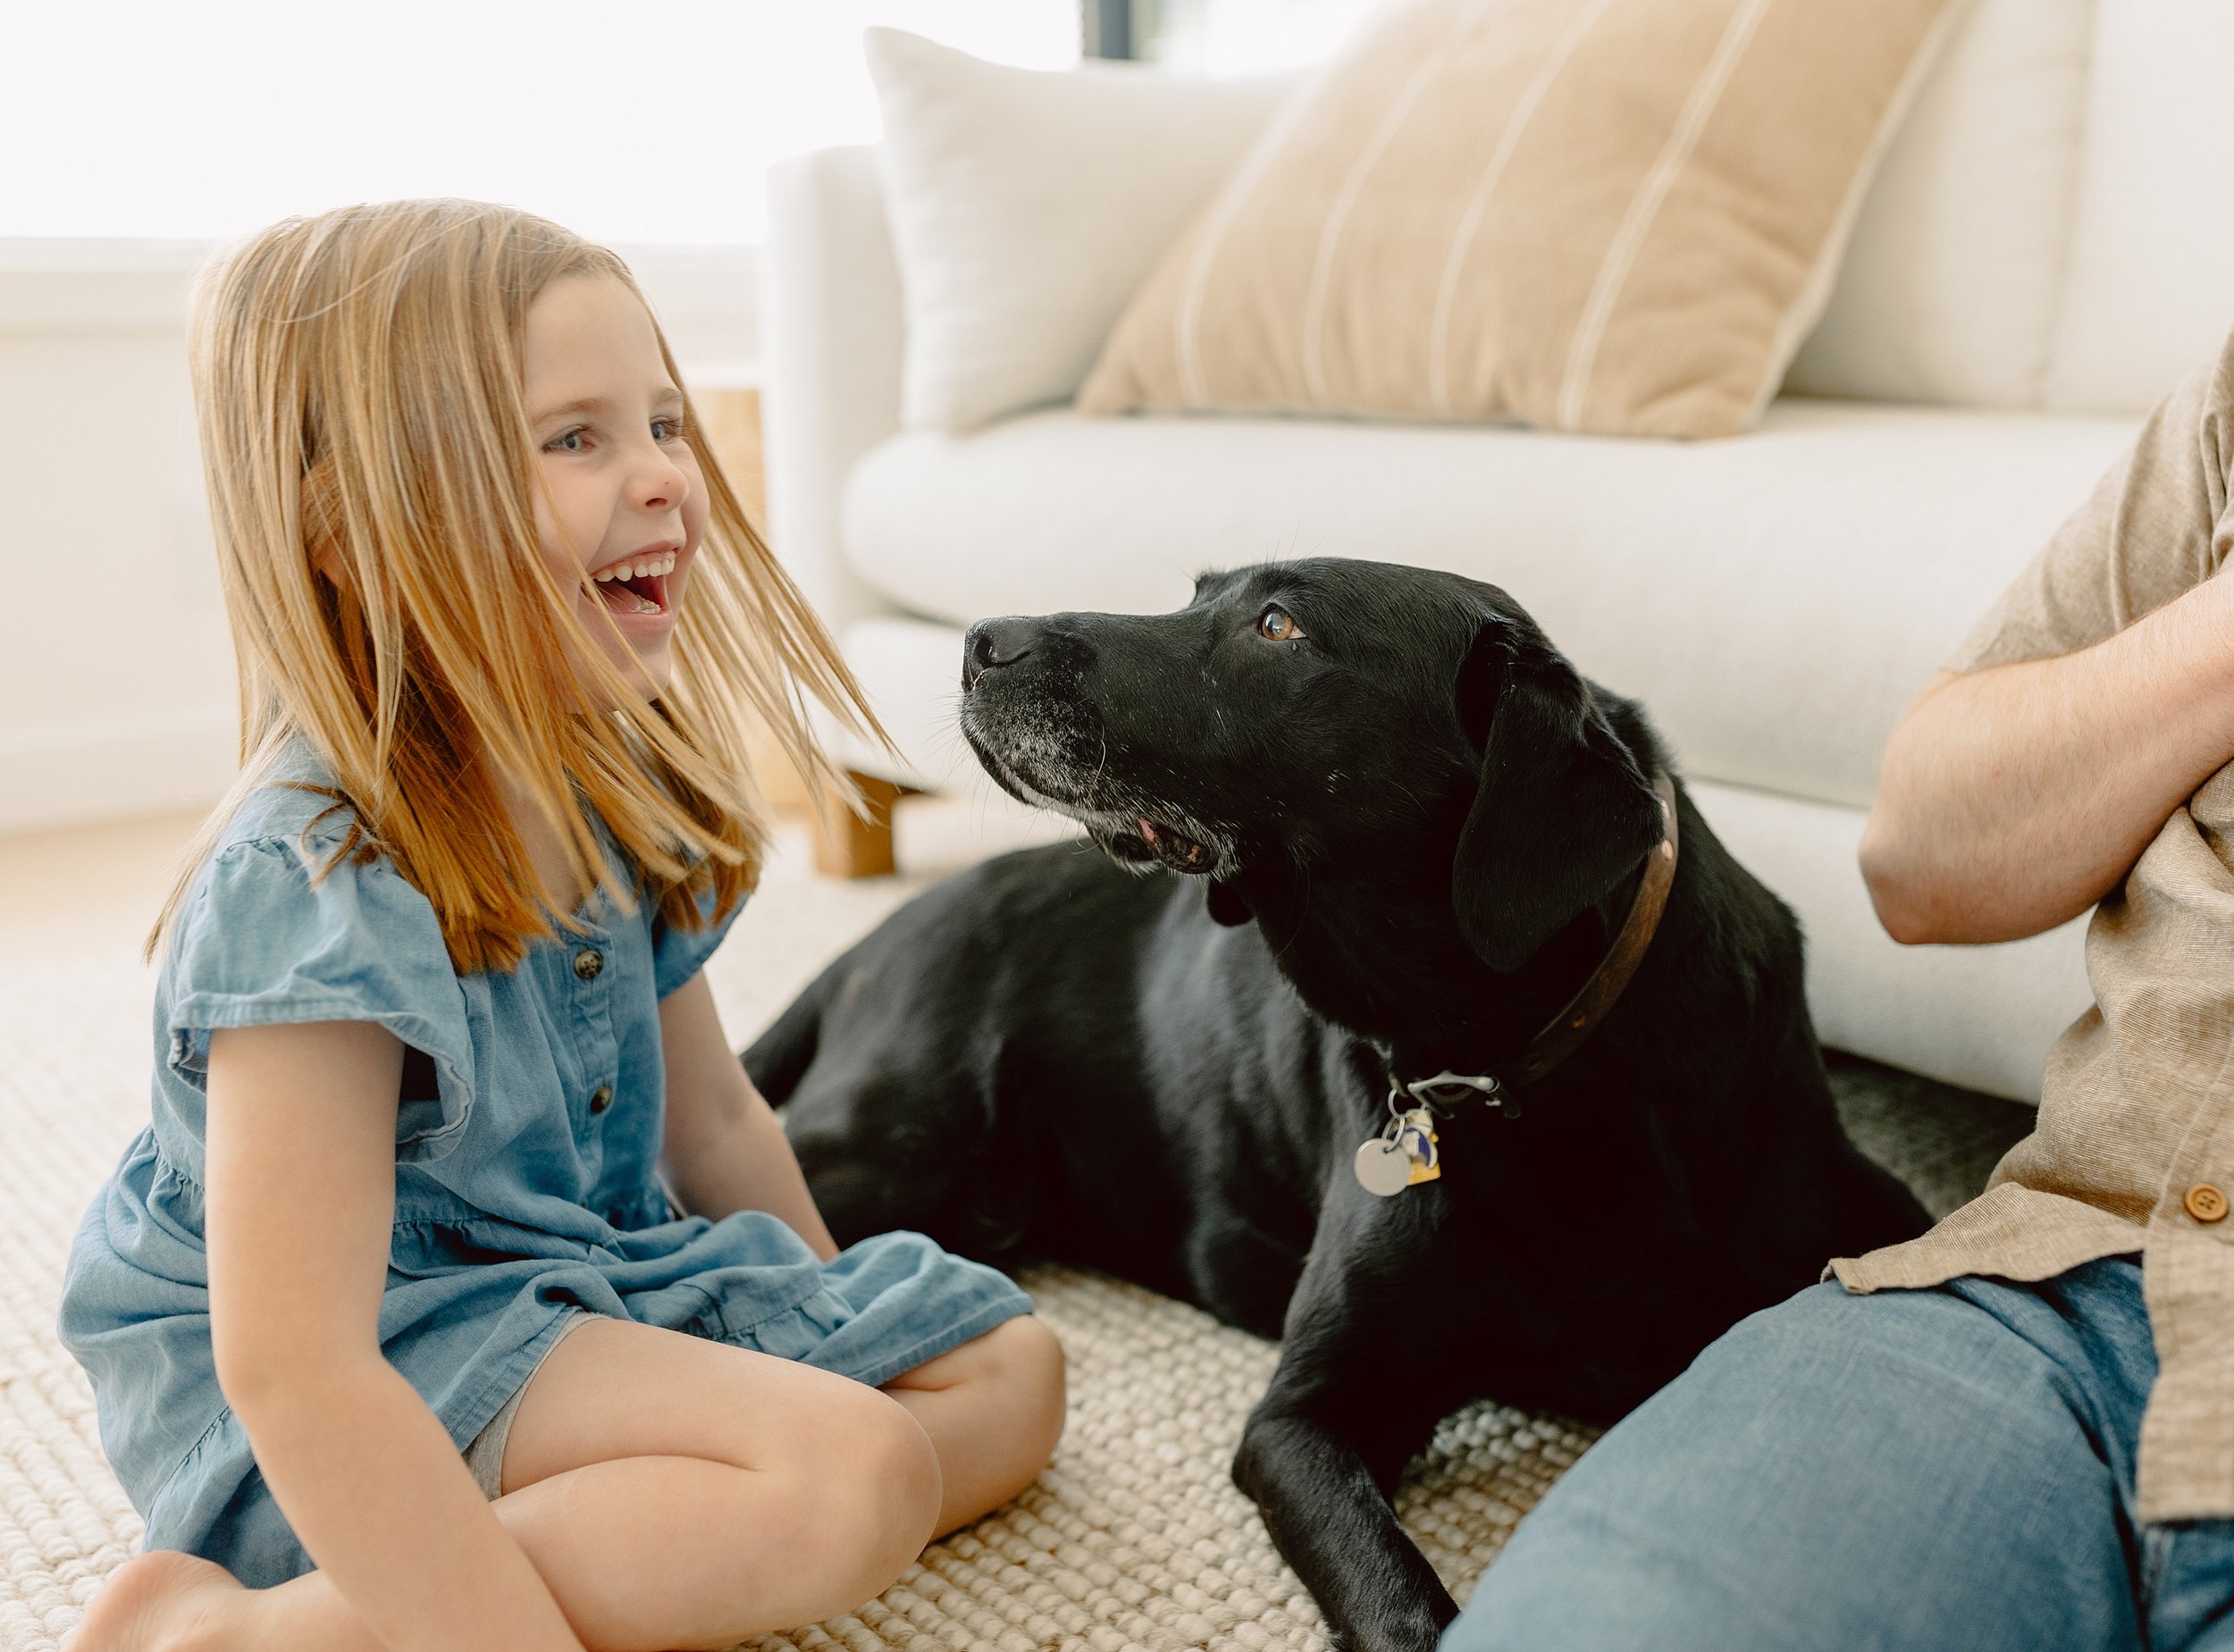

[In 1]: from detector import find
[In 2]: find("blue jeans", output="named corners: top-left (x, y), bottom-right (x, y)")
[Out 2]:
top-left (1445, 1258), bottom-right (2234, 1652)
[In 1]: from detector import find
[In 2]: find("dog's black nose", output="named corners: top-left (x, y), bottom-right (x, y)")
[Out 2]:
top-left (963, 618), bottom-right (1040, 691)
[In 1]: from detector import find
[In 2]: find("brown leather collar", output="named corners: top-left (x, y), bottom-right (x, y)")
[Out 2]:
top-left (1394, 771), bottom-right (1679, 1115)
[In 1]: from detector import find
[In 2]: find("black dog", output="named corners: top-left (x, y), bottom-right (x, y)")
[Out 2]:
top-left (747, 559), bottom-right (1927, 1652)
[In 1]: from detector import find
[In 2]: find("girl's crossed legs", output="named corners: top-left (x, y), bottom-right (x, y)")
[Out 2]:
top-left (70, 1312), bottom-right (1065, 1652)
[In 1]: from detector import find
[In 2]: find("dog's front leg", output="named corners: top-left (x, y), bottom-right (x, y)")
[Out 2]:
top-left (1234, 1397), bottom-right (1452, 1652)
top-left (1232, 1196), bottom-right (1458, 1652)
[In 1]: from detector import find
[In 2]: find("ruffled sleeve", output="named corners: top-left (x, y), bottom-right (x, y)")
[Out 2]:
top-left (650, 878), bottom-right (747, 1001)
top-left (164, 833), bottom-right (477, 1161)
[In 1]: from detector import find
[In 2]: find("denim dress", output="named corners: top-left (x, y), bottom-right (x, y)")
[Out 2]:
top-left (58, 754), bottom-right (1030, 1587)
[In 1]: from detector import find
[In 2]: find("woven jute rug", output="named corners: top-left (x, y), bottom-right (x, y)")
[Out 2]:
top-left (0, 830), bottom-right (2022, 1652)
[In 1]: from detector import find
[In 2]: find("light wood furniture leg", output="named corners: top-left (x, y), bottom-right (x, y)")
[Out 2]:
top-left (813, 770), bottom-right (907, 879)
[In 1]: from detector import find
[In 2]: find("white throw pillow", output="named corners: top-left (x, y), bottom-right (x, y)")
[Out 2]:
top-left (865, 29), bottom-right (1291, 432)
top-left (1782, 0), bottom-right (2093, 409)
top-left (2045, 0), bottom-right (2234, 415)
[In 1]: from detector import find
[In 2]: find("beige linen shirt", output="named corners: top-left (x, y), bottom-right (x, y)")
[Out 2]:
top-left (1831, 328), bottom-right (2234, 1523)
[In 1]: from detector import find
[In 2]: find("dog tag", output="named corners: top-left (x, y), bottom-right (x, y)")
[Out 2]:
top-left (1398, 1109), bottom-right (1441, 1186)
top-left (1353, 1136), bottom-right (1412, 1197)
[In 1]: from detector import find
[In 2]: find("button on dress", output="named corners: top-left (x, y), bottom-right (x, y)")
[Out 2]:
top-left (58, 753), bottom-right (1030, 1586)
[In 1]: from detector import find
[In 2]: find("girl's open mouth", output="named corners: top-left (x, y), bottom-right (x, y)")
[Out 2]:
top-left (590, 548), bottom-right (677, 616)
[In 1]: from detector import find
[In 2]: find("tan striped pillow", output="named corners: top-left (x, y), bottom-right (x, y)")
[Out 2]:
top-left (1078, 0), bottom-right (1959, 439)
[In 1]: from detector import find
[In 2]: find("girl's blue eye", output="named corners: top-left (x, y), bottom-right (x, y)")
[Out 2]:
top-left (545, 416), bottom-right (683, 453)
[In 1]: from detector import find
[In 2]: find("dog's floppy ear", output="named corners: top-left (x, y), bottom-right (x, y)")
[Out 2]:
top-left (1453, 619), bottom-right (1665, 972)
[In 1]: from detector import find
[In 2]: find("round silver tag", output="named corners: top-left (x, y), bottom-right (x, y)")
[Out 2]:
top-left (1353, 1137), bottom-right (1411, 1197)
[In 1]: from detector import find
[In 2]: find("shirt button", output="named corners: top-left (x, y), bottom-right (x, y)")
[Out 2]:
top-left (588, 1085), bottom-right (613, 1115)
top-left (573, 948), bottom-right (604, 981)
top-left (2185, 1184), bottom-right (2229, 1224)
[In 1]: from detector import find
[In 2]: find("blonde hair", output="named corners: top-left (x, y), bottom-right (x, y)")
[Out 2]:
top-left (156, 198), bottom-right (875, 973)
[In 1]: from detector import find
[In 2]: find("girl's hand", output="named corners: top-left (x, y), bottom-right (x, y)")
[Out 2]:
top-left (658, 974), bottom-right (842, 1260)
top-left (205, 1020), bottom-right (586, 1652)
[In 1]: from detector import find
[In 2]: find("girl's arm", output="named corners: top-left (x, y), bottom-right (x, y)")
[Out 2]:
top-left (658, 973), bottom-right (841, 1260)
top-left (205, 1020), bottom-right (584, 1652)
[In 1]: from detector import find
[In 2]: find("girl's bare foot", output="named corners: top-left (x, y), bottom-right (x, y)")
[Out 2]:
top-left (62, 1550), bottom-right (244, 1652)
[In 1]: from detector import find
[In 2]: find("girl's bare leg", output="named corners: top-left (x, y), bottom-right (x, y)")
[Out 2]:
top-left (67, 1316), bottom-right (944, 1652)
top-left (883, 1314), bottom-right (1066, 1537)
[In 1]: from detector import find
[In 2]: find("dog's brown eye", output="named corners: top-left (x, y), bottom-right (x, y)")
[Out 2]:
top-left (1258, 607), bottom-right (1306, 642)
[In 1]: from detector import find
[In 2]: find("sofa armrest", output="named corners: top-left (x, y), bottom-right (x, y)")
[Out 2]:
top-left (761, 146), bottom-right (906, 640)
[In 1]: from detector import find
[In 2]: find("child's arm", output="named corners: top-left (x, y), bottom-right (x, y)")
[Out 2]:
top-left (658, 973), bottom-right (842, 1260)
top-left (205, 1019), bottom-right (585, 1652)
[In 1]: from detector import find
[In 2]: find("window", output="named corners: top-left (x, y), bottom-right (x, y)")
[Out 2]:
top-left (1139, 0), bottom-right (1383, 73)
top-left (4, 2), bottom-right (1079, 245)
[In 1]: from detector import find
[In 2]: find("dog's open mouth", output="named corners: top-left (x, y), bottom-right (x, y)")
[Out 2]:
top-left (1118, 818), bottom-right (1216, 874)
top-left (960, 707), bottom-right (1227, 877)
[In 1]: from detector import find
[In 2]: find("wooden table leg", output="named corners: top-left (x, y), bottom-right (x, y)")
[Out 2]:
top-left (812, 770), bottom-right (907, 879)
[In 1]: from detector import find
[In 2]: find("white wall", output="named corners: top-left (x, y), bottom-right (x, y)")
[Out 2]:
top-left (0, 241), bottom-right (760, 834)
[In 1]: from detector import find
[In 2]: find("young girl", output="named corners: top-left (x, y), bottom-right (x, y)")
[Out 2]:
top-left (57, 199), bottom-right (1065, 1652)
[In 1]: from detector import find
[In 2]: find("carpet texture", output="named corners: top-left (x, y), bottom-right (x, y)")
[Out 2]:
top-left (0, 841), bottom-right (2029, 1652)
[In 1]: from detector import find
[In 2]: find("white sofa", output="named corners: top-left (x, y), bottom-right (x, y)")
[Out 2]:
top-left (760, 0), bottom-right (2234, 1105)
